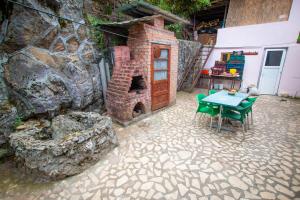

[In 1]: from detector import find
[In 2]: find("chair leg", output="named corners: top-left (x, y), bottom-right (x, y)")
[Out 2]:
top-left (251, 111), bottom-right (254, 125)
top-left (193, 112), bottom-right (198, 121)
top-left (218, 117), bottom-right (223, 132)
top-left (199, 113), bottom-right (203, 121)
top-left (210, 117), bottom-right (213, 129)
top-left (247, 115), bottom-right (250, 130)
top-left (242, 122), bottom-right (246, 139)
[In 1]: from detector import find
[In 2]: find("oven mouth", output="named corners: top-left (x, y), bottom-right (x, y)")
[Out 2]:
top-left (132, 102), bottom-right (145, 118)
top-left (129, 75), bottom-right (147, 94)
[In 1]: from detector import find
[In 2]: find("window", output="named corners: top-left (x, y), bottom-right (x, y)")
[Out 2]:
top-left (153, 49), bottom-right (169, 81)
top-left (265, 51), bottom-right (283, 66)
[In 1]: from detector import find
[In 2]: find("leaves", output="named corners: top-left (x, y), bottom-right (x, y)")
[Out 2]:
top-left (165, 23), bottom-right (184, 39)
top-left (146, 0), bottom-right (211, 17)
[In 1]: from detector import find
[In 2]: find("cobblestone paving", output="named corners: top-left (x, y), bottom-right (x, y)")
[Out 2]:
top-left (1, 91), bottom-right (300, 200)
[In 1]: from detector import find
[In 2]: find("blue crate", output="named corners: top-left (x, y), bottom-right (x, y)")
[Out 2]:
top-left (226, 64), bottom-right (244, 70)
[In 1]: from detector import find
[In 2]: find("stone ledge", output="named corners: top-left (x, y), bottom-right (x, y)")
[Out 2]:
top-left (9, 112), bottom-right (118, 180)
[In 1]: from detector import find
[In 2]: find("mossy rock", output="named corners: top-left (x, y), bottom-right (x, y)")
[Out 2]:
top-left (0, 148), bottom-right (8, 160)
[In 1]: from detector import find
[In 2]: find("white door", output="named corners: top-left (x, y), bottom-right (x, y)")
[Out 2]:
top-left (259, 49), bottom-right (286, 95)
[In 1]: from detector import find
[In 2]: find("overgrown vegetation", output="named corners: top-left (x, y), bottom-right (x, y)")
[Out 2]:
top-left (145, 0), bottom-right (210, 39)
top-left (86, 15), bottom-right (109, 50)
top-left (87, 0), bottom-right (212, 46)
top-left (146, 0), bottom-right (211, 17)
top-left (86, 14), bottom-right (126, 52)
top-left (165, 23), bottom-right (184, 39)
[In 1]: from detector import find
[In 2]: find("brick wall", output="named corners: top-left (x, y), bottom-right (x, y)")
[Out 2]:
top-left (142, 22), bottom-right (178, 105)
top-left (106, 45), bottom-right (151, 122)
top-left (106, 17), bottom-right (178, 123)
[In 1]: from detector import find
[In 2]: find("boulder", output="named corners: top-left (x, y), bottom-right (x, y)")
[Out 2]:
top-left (0, 0), bottom-right (59, 53)
top-left (51, 115), bottom-right (85, 140)
top-left (1, 0), bottom-right (108, 119)
top-left (0, 104), bottom-right (18, 141)
top-left (9, 112), bottom-right (118, 179)
top-left (4, 52), bottom-right (74, 118)
top-left (4, 46), bottom-right (103, 118)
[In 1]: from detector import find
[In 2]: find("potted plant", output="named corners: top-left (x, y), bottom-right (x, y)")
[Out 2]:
top-left (298, 34), bottom-right (300, 44)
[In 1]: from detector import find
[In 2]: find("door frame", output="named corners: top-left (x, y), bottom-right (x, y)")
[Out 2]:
top-left (150, 43), bottom-right (171, 111)
top-left (258, 48), bottom-right (287, 95)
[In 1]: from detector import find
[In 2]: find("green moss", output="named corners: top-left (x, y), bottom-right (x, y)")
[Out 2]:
top-left (14, 115), bottom-right (23, 128)
top-left (0, 148), bottom-right (8, 160)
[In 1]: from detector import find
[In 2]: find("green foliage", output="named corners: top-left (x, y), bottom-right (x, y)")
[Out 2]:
top-left (146, 0), bottom-right (172, 12)
top-left (104, 4), bottom-right (113, 15)
top-left (14, 115), bottom-right (23, 128)
top-left (166, 23), bottom-right (184, 39)
top-left (297, 34), bottom-right (300, 43)
top-left (146, 0), bottom-right (211, 17)
top-left (86, 15), bottom-right (109, 49)
top-left (87, 14), bottom-right (109, 26)
top-left (86, 15), bottom-right (126, 51)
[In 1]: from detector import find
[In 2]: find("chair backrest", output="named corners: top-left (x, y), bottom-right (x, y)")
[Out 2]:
top-left (239, 103), bottom-right (253, 119)
top-left (240, 101), bottom-right (252, 108)
top-left (196, 93), bottom-right (207, 103)
top-left (247, 97), bottom-right (258, 103)
top-left (209, 90), bottom-right (217, 95)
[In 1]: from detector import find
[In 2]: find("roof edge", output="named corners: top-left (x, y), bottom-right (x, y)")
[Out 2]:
top-left (119, 1), bottom-right (191, 25)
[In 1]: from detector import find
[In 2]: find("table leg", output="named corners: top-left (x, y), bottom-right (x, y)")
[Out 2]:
top-left (208, 78), bottom-right (211, 95)
top-left (233, 80), bottom-right (235, 89)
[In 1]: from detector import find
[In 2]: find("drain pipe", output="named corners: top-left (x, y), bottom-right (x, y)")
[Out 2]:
top-left (99, 58), bottom-right (108, 105)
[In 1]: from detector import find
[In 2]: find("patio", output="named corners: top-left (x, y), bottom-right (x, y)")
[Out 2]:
top-left (1, 90), bottom-right (300, 200)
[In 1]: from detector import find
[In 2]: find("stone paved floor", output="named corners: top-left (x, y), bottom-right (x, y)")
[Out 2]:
top-left (1, 90), bottom-right (300, 200)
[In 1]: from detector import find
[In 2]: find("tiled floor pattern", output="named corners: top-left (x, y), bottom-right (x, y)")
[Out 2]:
top-left (0, 91), bottom-right (300, 200)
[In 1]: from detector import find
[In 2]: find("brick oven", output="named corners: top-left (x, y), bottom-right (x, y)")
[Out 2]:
top-left (106, 45), bottom-right (150, 123)
top-left (106, 15), bottom-right (181, 125)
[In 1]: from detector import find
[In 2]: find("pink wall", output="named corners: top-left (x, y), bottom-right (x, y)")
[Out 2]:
top-left (278, 45), bottom-right (300, 97)
top-left (204, 48), bottom-right (263, 89)
top-left (205, 0), bottom-right (300, 96)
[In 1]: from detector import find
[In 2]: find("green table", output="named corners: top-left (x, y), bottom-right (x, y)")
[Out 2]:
top-left (202, 90), bottom-right (249, 132)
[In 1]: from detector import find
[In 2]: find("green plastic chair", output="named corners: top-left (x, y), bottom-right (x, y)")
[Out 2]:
top-left (219, 103), bottom-right (252, 138)
top-left (245, 97), bottom-right (258, 124)
top-left (195, 94), bottom-right (219, 128)
top-left (240, 101), bottom-right (253, 129)
top-left (209, 89), bottom-right (217, 95)
top-left (194, 94), bottom-right (208, 119)
top-left (207, 104), bottom-right (220, 129)
top-left (247, 97), bottom-right (258, 103)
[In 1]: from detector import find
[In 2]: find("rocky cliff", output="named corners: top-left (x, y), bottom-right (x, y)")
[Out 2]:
top-left (0, 0), bottom-right (126, 145)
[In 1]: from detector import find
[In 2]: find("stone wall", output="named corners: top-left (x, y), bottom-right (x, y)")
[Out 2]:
top-left (0, 53), bottom-right (8, 106)
top-left (0, 0), bottom-right (109, 118)
top-left (177, 40), bottom-right (202, 90)
top-left (0, 0), bottom-right (125, 145)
